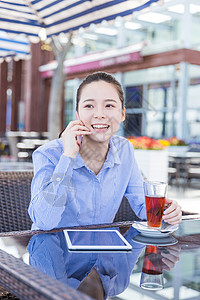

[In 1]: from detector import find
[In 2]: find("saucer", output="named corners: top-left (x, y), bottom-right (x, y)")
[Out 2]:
top-left (132, 233), bottom-right (178, 246)
top-left (132, 222), bottom-right (179, 238)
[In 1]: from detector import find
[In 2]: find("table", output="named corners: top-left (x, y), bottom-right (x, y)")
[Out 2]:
top-left (0, 218), bottom-right (199, 300)
top-left (168, 152), bottom-right (200, 186)
top-left (0, 162), bottom-right (33, 171)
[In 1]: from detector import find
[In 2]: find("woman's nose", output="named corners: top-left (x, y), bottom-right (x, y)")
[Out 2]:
top-left (93, 107), bottom-right (106, 118)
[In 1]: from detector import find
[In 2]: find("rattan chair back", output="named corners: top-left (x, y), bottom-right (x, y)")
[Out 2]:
top-left (114, 197), bottom-right (141, 222)
top-left (0, 171), bottom-right (33, 233)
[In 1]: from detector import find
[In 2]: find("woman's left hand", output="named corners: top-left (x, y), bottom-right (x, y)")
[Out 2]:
top-left (162, 198), bottom-right (182, 225)
top-left (160, 243), bottom-right (181, 272)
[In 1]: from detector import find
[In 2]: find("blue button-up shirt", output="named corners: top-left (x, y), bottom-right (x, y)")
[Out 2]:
top-left (28, 136), bottom-right (146, 230)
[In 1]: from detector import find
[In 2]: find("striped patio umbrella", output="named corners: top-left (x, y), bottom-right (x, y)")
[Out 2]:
top-left (0, 30), bottom-right (30, 60)
top-left (0, 0), bottom-right (160, 42)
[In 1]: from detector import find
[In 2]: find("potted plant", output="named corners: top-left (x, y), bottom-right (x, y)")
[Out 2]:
top-left (162, 137), bottom-right (188, 153)
top-left (127, 136), bottom-right (168, 182)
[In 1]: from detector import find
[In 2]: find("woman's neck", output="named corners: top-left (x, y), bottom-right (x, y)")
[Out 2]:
top-left (79, 137), bottom-right (109, 174)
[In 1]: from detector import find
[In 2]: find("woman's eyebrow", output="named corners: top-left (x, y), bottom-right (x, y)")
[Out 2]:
top-left (82, 98), bottom-right (117, 103)
top-left (82, 99), bottom-right (95, 103)
top-left (105, 99), bottom-right (117, 103)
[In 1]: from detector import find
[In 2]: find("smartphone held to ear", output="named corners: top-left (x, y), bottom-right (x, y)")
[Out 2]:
top-left (75, 112), bottom-right (83, 147)
top-left (77, 134), bottom-right (83, 146)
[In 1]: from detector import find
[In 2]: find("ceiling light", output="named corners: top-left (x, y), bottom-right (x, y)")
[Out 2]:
top-left (137, 12), bottom-right (171, 24)
top-left (94, 27), bottom-right (118, 36)
top-left (125, 22), bottom-right (142, 30)
top-left (168, 4), bottom-right (184, 14)
top-left (168, 4), bottom-right (200, 14)
top-left (82, 33), bottom-right (98, 40)
top-left (190, 4), bottom-right (200, 14)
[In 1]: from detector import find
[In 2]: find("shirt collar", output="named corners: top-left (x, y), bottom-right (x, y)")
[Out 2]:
top-left (104, 137), bottom-right (121, 168)
top-left (60, 137), bottom-right (121, 170)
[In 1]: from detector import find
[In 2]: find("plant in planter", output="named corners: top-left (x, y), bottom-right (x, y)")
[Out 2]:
top-left (128, 136), bottom-right (166, 150)
top-left (167, 137), bottom-right (187, 146)
top-left (160, 137), bottom-right (188, 152)
top-left (127, 136), bottom-right (168, 182)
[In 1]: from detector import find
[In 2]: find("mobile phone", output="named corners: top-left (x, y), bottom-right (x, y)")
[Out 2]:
top-left (75, 112), bottom-right (83, 146)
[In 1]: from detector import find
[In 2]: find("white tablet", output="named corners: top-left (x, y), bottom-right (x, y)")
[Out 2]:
top-left (64, 229), bottom-right (132, 252)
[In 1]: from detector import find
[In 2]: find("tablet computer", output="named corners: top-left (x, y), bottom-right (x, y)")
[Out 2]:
top-left (64, 229), bottom-right (132, 252)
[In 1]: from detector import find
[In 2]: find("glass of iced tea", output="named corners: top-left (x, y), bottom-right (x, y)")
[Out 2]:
top-left (143, 181), bottom-right (167, 229)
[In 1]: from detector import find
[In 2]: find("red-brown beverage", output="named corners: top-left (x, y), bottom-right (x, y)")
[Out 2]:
top-left (142, 245), bottom-right (162, 275)
top-left (145, 196), bottom-right (165, 228)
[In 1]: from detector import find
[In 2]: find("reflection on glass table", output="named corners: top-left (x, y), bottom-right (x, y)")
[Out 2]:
top-left (0, 219), bottom-right (199, 300)
top-left (123, 220), bottom-right (200, 300)
top-left (27, 227), bottom-right (183, 300)
top-left (28, 229), bottom-right (144, 300)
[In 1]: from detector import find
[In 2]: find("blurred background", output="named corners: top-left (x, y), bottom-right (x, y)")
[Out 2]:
top-left (0, 0), bottom-right (200, 201)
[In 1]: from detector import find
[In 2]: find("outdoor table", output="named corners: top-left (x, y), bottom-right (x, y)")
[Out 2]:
top-left (168, 152), bottom-right (200, 159)
top-left (168, 152), bottom-right (200, 185)
top-left (0, 217), bottom-right (199, 300)
top-left (0, 162), bottom-right (33, 171)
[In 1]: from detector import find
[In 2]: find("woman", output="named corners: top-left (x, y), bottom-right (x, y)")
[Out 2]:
top-left (28, 72), bottom-right (182, 230)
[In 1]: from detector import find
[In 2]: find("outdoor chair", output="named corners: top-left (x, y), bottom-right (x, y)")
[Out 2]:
top-left (0, 171), bottom-right (33, 233)
top-left (186, 158), bottom-right (200, 185)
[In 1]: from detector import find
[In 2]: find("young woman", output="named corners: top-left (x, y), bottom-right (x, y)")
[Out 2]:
top-left (28, 72), bottom-right (182, 230)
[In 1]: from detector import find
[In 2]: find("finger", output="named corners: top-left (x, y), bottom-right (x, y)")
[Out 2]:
top-left (71, 125), bottom-right (91, 132)
top-left (159, 245), bottom-right (181, 257)
top-left (163, 200), bottom-right (181, 215)
top-left (163, 206), bottom-right (181, 219)
top-left (163, 211), bottom-right (182, 224)
top-left (165, 244), bottom-right (181, 255)
top-left (163, 209), bottom-right (182, 221)
top-left (162, 258), bottom-right (175, 270)
top-left (161, 252), bottom-right (179, 263)
top-left (74, 130), bottom-right (92, 136)
top-left (67, 120), bottom-right (84, 129)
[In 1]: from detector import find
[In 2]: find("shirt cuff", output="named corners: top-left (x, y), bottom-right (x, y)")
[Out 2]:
top-left (52, 154), bottom-right (75, 182)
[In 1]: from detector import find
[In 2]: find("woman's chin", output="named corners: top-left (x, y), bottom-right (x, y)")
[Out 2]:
top-left (87, 132), bottom-right (111, 143)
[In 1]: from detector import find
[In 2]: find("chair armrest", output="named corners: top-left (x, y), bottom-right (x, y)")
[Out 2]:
top-left (0, 249), bottom-right (91, 300)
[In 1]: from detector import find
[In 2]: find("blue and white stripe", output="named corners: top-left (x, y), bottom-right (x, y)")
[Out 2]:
top-left (0, 30), bottom-right (30, 59)
top-left (0, 0), bottom-right (159, 41)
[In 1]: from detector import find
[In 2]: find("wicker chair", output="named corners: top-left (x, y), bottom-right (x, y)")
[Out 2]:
top-left (0, 248), bottom-right (91, 300)
top-left (0, 171), bottom-right (33, 233)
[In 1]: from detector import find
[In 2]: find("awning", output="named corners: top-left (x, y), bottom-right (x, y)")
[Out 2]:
top-left (0, 0), bottom-right (160, 42)
top-left (0, 30), bottom-right (30, 60)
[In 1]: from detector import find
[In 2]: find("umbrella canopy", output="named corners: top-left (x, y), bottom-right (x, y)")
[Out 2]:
top-left (0, 30), bottom-right (30, 60)
top-left (0, 0), bottom-right (160, 42)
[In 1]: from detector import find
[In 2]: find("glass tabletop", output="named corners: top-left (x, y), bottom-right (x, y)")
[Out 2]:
top-left (0, 219), bottom-right (199, 300)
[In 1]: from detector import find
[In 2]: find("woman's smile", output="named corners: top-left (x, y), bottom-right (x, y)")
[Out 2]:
top-left (91, 123), bottom-right (110, 132)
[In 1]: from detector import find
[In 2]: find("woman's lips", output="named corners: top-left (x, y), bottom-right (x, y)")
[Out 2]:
top-left (91, 124), bottom-right (110, 132)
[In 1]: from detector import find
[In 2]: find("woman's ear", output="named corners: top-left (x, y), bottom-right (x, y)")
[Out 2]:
top-left (121, 108), bottom-right (126, 122)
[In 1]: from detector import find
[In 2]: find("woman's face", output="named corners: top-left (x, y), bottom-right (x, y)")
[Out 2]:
top-left (78, 80), bottom-right (125, 143)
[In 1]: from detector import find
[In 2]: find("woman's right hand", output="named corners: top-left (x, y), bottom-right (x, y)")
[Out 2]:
top-left (61, 120), bottom-right (91, 158)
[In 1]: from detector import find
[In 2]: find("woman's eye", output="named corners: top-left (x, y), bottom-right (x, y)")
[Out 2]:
top-left (85, 104), bottom-right (93, 108)
top-left (106, 104), bottom-right (114, 108)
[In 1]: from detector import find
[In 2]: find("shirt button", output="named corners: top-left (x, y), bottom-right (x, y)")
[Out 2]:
top-left (56, 177), bottom-right (61, 182)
